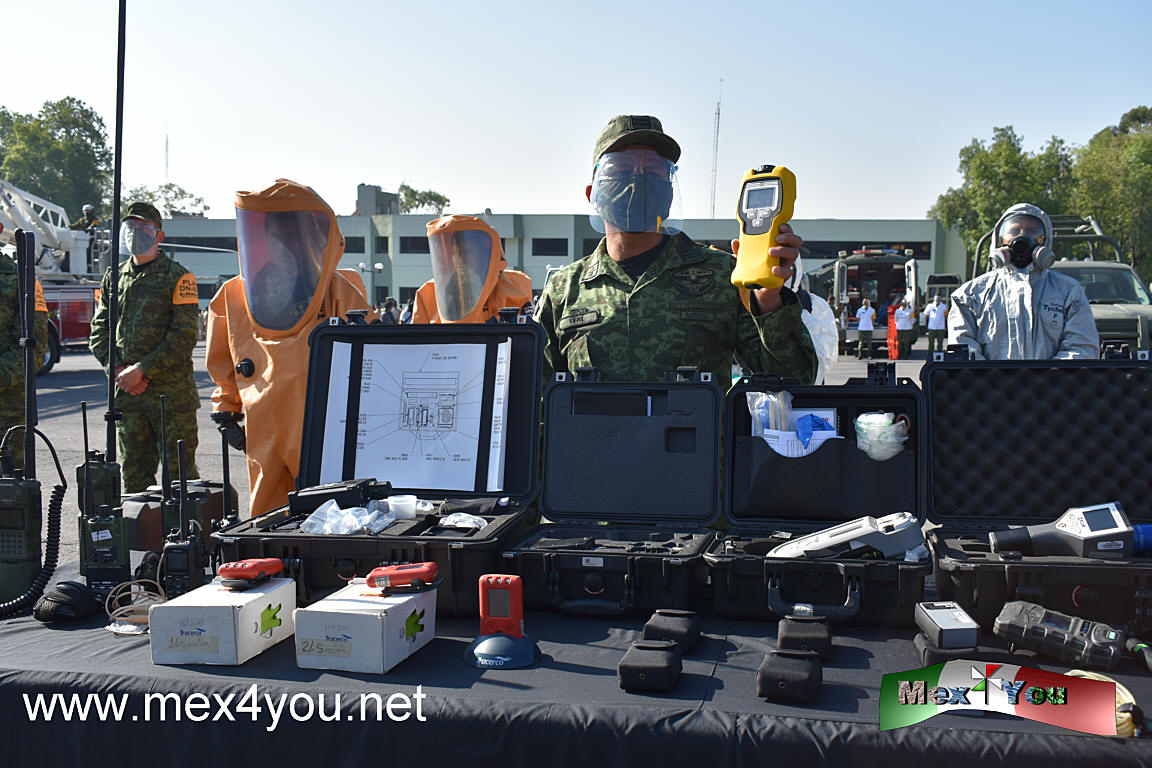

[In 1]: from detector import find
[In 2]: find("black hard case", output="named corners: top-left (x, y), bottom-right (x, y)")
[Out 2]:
top-left (502, 369), bottom-right (721, 616)
top-left (213, 319), bottom-right (544, 616)
top-left (703, 366), bottom-right (930, 625)
top-left (923, 357), bottom-right (1152, 634)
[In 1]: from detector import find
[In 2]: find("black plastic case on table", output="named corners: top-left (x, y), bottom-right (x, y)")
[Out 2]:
top-left (704, 364), bottom-right (930, 625)
top-left (923, 357), bottom-right (1152, 634)
top-left (213, 318), bottom-right (544, 616)
top-left (502, 368), bottom-right (721, 616)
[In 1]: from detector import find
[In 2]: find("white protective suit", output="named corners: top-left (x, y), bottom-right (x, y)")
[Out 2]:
top-left (947, 204), bottom-right (1099, 360)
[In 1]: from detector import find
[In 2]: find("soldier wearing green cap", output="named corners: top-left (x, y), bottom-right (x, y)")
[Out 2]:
top-left (89, 202), bottom-right (201, 491)
top-left (534, 115), bottom-right (817, 383)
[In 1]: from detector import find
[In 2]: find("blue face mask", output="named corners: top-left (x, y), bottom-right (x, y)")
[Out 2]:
top-left (593, 172), bottom-right (674, 233)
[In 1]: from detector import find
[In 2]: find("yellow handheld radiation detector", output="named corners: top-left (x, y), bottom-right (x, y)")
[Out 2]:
top-left (731, 164), bottom-right (797, 290)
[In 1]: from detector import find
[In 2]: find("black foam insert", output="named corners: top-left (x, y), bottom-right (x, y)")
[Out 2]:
top-left (925, 364), bottom-right (1152, 521)
top-left (543, 384), bottom-right (719, 525)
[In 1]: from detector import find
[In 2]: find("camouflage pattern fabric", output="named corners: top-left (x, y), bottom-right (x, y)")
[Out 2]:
top-left (119, 408), bottom-right (200, 492)
top-left (534, 233), bottom-right (816, 383)
top-left (89, 251), bottom-right (200, 491)
top-left (857, 330), bottom-right (874, 358)
top-left (0, 257), bottom-right (48, 470)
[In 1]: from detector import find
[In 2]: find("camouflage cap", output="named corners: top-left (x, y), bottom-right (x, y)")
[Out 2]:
top-left (121, 201), bottom-right (162, 227)
top-left (592, 115), bottom-right (681, 170)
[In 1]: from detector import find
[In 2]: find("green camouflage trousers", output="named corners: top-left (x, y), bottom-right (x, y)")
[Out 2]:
top-left (119, 407), bottom-right (200, 493)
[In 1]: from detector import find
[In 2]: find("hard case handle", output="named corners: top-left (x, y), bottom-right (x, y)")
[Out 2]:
top-left (764, 572), bottom-right (861, 623)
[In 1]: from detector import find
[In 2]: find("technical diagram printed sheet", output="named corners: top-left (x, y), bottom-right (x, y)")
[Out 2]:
top-left (318, 341), bottom-right (508, 491)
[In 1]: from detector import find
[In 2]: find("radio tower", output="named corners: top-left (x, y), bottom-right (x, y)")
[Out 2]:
top-left (709, 79), bottom-right (723, 219)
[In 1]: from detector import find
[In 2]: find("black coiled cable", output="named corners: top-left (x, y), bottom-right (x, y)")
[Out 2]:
top-left (0, 427), bottom-right (68, 618)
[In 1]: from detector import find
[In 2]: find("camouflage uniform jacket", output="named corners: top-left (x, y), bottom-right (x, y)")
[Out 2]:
top-left (0, 257), bottom-right (48, 400)
top-left (535, 233), bottom-right (817, 383)
top-left (89, 251), bottom-right (200, 412)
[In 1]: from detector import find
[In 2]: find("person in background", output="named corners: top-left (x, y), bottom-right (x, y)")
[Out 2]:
top-left (924, 294), bottom-right (947, 353)
top-left (948, 203), bottom-right (1098, 359)
top-left (855, 298), bottom-right (875, 359)
top-left (894, 299), bottom-right (914, 357)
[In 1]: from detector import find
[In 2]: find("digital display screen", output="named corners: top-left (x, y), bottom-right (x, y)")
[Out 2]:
top-left (1041, 613), bottom-right (1072, 631)
top-left (166, 549), bottom-right (189, 571)
top-left (488, 588), bottom-right (511, 618)
top-left (1081, 507), bottom-right (1117, 532)
top-left (0, 508), bottom-right (25, 530)
top-left (745, 185), bottom-right (778, 212)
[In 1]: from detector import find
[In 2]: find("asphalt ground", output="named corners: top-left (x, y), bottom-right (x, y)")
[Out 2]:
top-left (22, 334), bottom-right (935, 566)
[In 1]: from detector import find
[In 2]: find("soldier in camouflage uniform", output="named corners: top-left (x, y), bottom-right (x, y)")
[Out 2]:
top-left (0, 222), bottom-right (48, 470)
top-left (89, 202), bottom-right (201, 492)
top-left (535, 115), bottom-right (816, 383)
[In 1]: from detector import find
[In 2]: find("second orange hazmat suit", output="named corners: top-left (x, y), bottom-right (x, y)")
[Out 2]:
top-left (206, 179), bottom-right (374, 517)
top-left (412, 215), bottom-right (532, 323)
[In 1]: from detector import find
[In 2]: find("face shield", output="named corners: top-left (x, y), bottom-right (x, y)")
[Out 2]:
top-left (119, 218), bottom-right (159, 259)
top-left (429, 227), bottom-right (496, 322)
top-left (589, 148), bottom-right (683, 235)
top-left (236, 208), bottom-right (327, 330)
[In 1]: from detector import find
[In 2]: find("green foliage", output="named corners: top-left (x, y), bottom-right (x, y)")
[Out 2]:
top-left (398, 183), bottom-right (450, 215)
top-left (1073, 114), bottom-right (1152, 282)
top-left (929, 126), bottom-right (1075, 272)
top-left (0, 97), bottom-right (112, 219)
top-left (123, 183), bottom-right (209, 218)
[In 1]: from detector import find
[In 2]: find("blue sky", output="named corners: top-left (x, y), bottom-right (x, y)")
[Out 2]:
top-left (5, 0), bottom-right (1150, 222)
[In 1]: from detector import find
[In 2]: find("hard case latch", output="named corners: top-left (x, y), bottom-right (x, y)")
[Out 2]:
top-left (866, 361), bottom-right (896, 386)
top-left (665, 366), bottom-right (713, 383)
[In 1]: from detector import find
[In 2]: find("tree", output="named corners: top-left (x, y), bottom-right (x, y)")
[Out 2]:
top-left (1073, 107), bottom-right (1152, 281)
top-left (0, 97), bottom-right (112, 219)
top-left (123, 183), bottom-right (209, 217)
top-left (398, 183), bottom-right (450, 215)
top-left (928, 126), bottom-right (1075, 273)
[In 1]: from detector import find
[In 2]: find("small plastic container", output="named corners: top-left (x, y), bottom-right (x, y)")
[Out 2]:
top-left (387, 494), bottom-right (418, 519)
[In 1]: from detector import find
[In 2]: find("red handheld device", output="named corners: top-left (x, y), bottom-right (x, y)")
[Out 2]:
top-left (365, 562), bottom-right (439, 590)
top-left (217, 558), bottom-right (284, 589)
top-left (478, 574), bottom-right (524, 637)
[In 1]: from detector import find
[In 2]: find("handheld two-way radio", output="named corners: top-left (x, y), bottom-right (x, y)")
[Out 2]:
top-left (0, 230), bottom-right (65, 617)
top-left (731, 165), bottom-right (797, 291)
top-left (160, 440), bottom-right (204, 598)
top-left (157, 396), bottom-right (181, 539)
top-left (365, 562), bottom-right (439, 591)
top-left (77, 401), bottom-right (130, 599)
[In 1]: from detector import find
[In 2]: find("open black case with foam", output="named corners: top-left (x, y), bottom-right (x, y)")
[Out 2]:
top-left (923, 355), bottom-right (1152, 633)
top-left (703, 364), bottom-right (931, 625)
top-left (213, 316), bottom-right (544, 616)
top-left (502, 367), bottom-right (721, 616)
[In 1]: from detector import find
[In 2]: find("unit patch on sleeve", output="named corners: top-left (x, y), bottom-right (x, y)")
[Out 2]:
top-left (173, 272), bottom-right (199, 305)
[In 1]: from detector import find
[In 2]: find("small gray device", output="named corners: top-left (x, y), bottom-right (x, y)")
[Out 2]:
top-left (915, 601), bottom-right (979, 649)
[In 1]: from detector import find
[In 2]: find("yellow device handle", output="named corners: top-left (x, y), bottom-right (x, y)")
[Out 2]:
top-left (731, 165), bottom-right (797, 291)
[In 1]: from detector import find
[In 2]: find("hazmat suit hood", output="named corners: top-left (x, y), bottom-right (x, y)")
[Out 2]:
top-left (235, 179), bottom-right (343, 335)
top-left (426, 215), bottom-right (506, 323)
top-left (988, 203), bottom-right (1055, 273)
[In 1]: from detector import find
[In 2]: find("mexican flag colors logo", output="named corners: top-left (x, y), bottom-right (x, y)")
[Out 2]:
top-left (880, 661), bottom-right (1117, 735)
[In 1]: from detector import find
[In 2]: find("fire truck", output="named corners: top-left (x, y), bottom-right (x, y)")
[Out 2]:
top-left (0, 178), bottom-right (108, 374)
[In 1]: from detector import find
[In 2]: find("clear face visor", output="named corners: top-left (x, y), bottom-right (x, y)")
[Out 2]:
top-left (997, 214), bottom-right (1047, 248)
top-left (589, 149), bottom-right (683, 235)
top-left (119, 218), bottom-right (159, 258)
top-left (236, 208), bottom-right (328, 330)
top-left (429, 229), bottom-right (494, 321)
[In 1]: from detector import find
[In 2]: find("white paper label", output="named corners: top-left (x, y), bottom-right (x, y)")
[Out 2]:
top-left (91, 529), bottom-right (112, 542)
top-left (298, 638), bottom-right (353, 658)
top-left (581, 556), bottom-right (604, 568)
top-left (1097, 540), bottom-right (1124, 551)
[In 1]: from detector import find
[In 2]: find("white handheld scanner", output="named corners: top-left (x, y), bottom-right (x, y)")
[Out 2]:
top-left (731, 165), bottom-right (797, 291)
top-left (766, 511), bottom-right (923, 559)
top-left (989, 501), bottom-right (1149, 558)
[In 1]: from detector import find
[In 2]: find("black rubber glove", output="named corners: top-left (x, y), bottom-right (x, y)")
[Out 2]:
top-left (220, 422), bottom-right (246, 452)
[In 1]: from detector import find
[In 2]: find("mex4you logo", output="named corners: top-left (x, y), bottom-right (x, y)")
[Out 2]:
top-left (880, 661), bottom-right (1118, 735)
